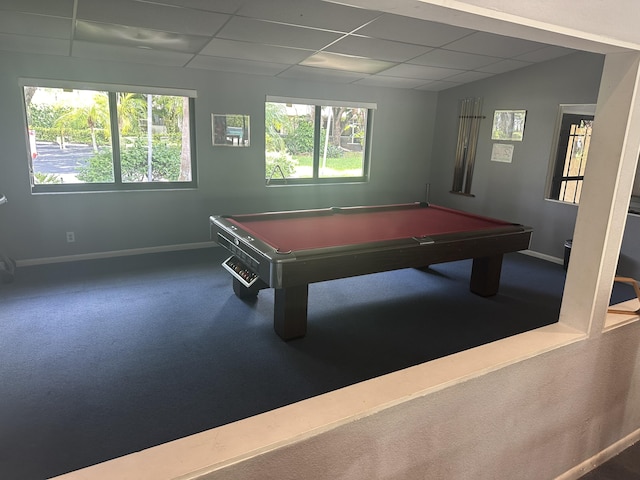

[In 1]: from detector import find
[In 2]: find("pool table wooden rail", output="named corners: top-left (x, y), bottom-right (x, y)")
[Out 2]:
top-left (213, 218), bottom-right (530, 288)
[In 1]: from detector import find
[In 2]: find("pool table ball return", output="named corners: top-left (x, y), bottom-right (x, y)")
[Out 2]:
top-left (210, 202), bottom-right (532, 341)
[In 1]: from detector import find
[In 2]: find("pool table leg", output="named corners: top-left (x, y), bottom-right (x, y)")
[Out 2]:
top-left (233, 277), bottom-right (263, 298)
top-left (470, 255), bottom-right (503, 297)
top-left (274, 285), bottom-right (308, 340)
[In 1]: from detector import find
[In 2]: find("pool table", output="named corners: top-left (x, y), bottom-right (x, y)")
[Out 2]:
top-left (209, 202), bottom-right (532, 340)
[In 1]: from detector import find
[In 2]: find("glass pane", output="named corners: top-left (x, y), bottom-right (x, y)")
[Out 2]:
top-left (560, 179), bottom-right (581, 204)
top-left (559, 119), bottom-right (592, 204)
top-left (319, 106), bottom-right (366, 178)
top-left (213, 114), bottom-right (250, 146)
top-left (577, 120), bottom-right (592, 177)
top-left (24, 86), bottom-right (114, 184)
top-left (265, 102), bottom-right (314, 180)
top-left (119, 93), bottom-right (191, 183)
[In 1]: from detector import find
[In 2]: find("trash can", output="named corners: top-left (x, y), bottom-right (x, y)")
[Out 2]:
top-left (563, 239), bottom-right (572, 271)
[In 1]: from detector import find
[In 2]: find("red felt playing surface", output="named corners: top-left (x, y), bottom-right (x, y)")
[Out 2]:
top-left (227, 204), bottom-right (512, 253)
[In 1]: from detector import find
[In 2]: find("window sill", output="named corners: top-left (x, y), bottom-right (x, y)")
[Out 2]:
top-left (31, 184), bottom-right (198, 195)
top-left (605, 299), bottom-right (640, 331)
top-left (265, 179), bottom-right (368, 187)
top-left (545, 198), bottom-right (640, 216)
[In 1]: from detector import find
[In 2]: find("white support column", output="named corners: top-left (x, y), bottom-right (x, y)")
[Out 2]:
top-left (560, 51), bottom-right (640, 334)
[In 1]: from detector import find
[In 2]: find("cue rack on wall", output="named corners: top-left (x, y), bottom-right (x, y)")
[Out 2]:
top-left (451, 97), bottom-right (484, 196)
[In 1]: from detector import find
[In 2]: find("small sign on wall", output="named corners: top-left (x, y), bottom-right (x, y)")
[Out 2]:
top-left (491, 143), bottom-right (514, 163)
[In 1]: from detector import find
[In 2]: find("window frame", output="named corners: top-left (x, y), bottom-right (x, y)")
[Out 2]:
top-left (265, 96), bottom-right (375, 186)
top-left (20, 79), bottom-right (198, 194)
top-left (545, 104), bottom-right (596, 204)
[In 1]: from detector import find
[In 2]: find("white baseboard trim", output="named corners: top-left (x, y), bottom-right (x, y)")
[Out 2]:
top-left (15, 242), bottom-right (218, 267)
top-left (520, 249), bottom-right (564, 265)
top-left (556, 428), bottom-right (640, 479)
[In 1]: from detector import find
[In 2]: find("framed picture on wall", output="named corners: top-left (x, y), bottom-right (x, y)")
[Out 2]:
top-left (491, 110), bottom-right (526, 141)
top-left (491, 143), bottom-right (514, 163)
top-left (212, 114), bottom-right (250, 147)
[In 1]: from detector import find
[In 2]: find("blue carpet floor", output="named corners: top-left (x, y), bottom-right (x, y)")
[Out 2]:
top-left (0, 247), bottom-right (632, 479)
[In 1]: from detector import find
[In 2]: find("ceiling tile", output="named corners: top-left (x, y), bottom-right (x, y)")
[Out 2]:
top-left (443, 70), bottom-right (495, 83)
top-left (409, 48), bottom-right (501, 70)
top-left (356, 14), bottom-right (474, 47)
top-left (476, 58), bottom-right (533, 74)
top-left (300, 51), bottom-right (396, 74)
top-left (277, 65), bottom-right (367, 83)
top-left (0, 0), bottom-right (74, 18)
top-left (236, 0), bottom-right (379, 33)
top-left (0, 11), bottom-right (71, 39)
top-left (217, 17), bottom-right (342, 51)
top-left (354, 76), bottom-right (429, 89)
top-left (379, 63), bottom-right (464, 81)
top-left (445, 31), bottom-right (546, 58)
top-left (187, 55), bottom-right (290, 76)
top-left (514, 45), bottom-right (575, 63)
top-left (0, 32), bottom-right (69, 56)
top-left (72, 40), bottom-right (194, 66)
top-left (326, 35), bottom-right (432, 62)
top-left (416, 80), bottom-right (461, 91)
top-left (77, 0), bottom-right (230, 36)
top-left (134, 0), bottom-right (240, 14)
top-left (200, 38), bottom-right (312, 65)
top-left (75, 20), bottom-right (211, 53)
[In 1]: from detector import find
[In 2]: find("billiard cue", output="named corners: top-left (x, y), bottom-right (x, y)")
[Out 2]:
top-left (463, 98), bottom-right (483, 194)
top-left (452, 98), bottom-right (471, 192)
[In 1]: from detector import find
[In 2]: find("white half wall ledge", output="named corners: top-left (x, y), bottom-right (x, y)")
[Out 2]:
top-left (605, 299), bottom-right (640, 331)
top-left (51, 322), bottom-right (585, 480)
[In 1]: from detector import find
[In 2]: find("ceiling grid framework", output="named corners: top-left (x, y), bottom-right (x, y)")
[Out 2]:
top-left (0, 0), bottom-right (577, 91)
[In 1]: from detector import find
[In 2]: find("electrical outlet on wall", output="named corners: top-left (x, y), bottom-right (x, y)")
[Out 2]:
top-left (66, 231), bottom-right (75, 243)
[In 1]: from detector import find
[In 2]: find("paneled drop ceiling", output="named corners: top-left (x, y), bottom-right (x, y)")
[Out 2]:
top-left (0, 0), bottom-right (576, 91)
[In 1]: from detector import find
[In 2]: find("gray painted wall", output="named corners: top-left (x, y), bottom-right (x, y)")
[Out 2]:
top-left (429, 52), bottom-right (600, 257)
top-left (0, 51), bottom-right (436, 261)
top-left (429, 51), bottom-right (640, 277)
top-left (1, 49), bottom-right (639, 272)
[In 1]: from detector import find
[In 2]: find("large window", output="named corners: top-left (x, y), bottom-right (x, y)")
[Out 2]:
top-left (546, 104), bottom-right (595, 204)
top-left (265, 97), bottom-right (374, 184)
top-left (22, 81), bottom-right (197, 193)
